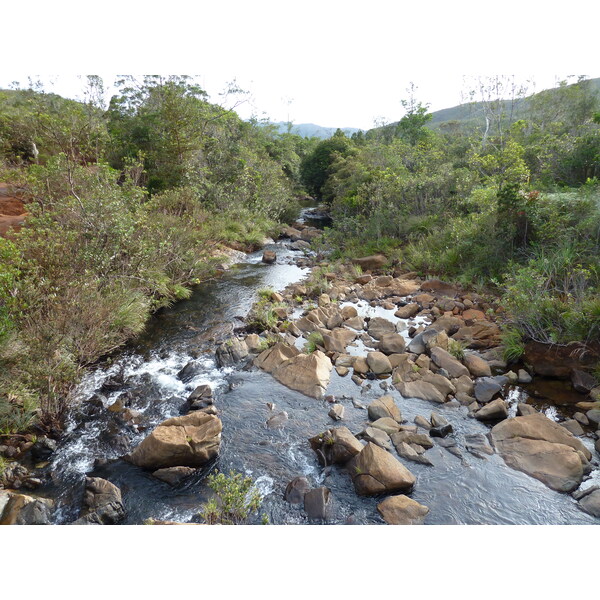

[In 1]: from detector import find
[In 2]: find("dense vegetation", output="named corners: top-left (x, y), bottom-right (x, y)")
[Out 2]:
top-left (1, 74), bottom-right (600, 437)
top-left (302, 76), bottom-right (600, 349)
top-left (0, 76), bottom-right (314, 434)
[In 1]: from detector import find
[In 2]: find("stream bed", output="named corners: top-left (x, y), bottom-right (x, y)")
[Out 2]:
top-left (40, 222), bottom-right (599, 525)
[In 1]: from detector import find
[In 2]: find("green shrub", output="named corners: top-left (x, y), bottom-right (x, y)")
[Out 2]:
top-left (199, 470), bottom-right (262, 525)
top-left (304, 331), bottom-right (324, 353)
top-left (501, 327), bottom-right (525, 363)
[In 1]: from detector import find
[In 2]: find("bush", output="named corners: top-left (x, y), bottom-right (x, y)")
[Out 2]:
top-left (199, 470), bottom-right (262, 525)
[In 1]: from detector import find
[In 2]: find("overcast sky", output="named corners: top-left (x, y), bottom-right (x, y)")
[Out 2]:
top-left (3, 1), bottom-right (599, 130)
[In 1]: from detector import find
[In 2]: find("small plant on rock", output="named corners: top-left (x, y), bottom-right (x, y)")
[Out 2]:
top-left (447, 339), bottom-right (467, 361)
top-left (200, 470), bottom-right (262, 525)
top-left (304, 331), bottom-right (324, 353)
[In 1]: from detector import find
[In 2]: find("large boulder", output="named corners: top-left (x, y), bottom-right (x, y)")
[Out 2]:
top-left (271, 350), bottom-right (333, 399)
top-left (523, 341), bottom-right (598, 378)
top-left (76, 477), bottom-right (125, 525)
top-left (351, 442), bottom-right (416, 496)
top-left (126, 412), bottom-right (222, 470)
top-left (491, 413), bottom-right (591, 492)
top-left (309, 426), bottom-right (364, 465)
top-left (377, 495), bottom-right (429, 524)
top-left (429, 347), bottom-right (469, 378)
top-left (474, 377), bottom-right (504, 403)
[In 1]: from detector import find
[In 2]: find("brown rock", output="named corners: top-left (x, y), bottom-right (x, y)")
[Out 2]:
top-left (127, 412), bottom-right (222, 470)
top-left (368, 395), bottom-right (402, 422)
top-left (352, 443), bottom-right (416, 496)
top-left (353, 255), bottom-right (387, 271)
top-left (430, 347), bottom-right (470, 378)
top-left (377, 495), bottom-right (429, 524)
top-left (464, 354), bottom-right (492, 378)
top-left (366, 351), bottom-right (393, 374)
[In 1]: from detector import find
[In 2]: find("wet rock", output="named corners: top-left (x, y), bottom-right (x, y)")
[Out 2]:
top-left (177, 361), bottom-right (202, 383)
top-left (262, 250), bottom-right (277, 264)
top-left (523, 341), bottom-right (596, 378)
top-left (0, 491), bottom-right (53, 525)
top-left (587, 409), bottom-right (600, 425)
top-left (378, 333), bottom-right (406, 355)
top-left (430, 412), bottom-right (449, 428)
top-left (578, 489), bottom-right (600, 517)
top-left (395, 441), bottom-right (433, 466)
top-left (491, 413), bottom-right (592, 492)
top-left (126, 412), bottom-right (222, 470)
top-left (267, 411), bottom-right (289, 429)
top-left (414, 415), bottom-right (431, 429)
top-left (574, 412), bottom-right (589, 426)
top-left (336, 366), bottom-right (349, 377)
top-left (561, 419), bottom-right (585, 436)
top-left (571, 369), bottom-right (597, 394)
top-left (30, 437), bottom-right (57, 462)
top-left (391, 431), bottom-right (434, 450)
top-left (310, 426), bottom-right (364, 466)
top-left (215, 337), bottom-right (249, 367)
top-left (430, 347), bottom-right (469, 378)
top-left (76, 477), bottom-right (125, 525)
top-left (396, 380), bottom-right (445, 404)
top-left (329, 404), bottom-right (345, 421)
top-left (377, 495), bottom-right (429, 525)
top-left (517, 403), bottom-right (537, 416)
top-left (285, 477), bottom-right (311, 504)
top-left (360, 427), bottom-right (392, 450)
top-left (152, 466), bottom-right (196, 486)
top-left (351, 442), bottom-right (416, 496)
top-left (465, 433), bottom-right (494, 458)
top-left (429, 424), bottom-right (453, 438)
top-left (474, 377), bottom-right (503, 403)
top-left (304, 487), bottom-right (331, 520)
top-left (290, 240), bottom-right (310, 251)
top-left (518, 369), bottom-right (533, 384)
top-left (475, 399), bottom-right (508, 422)
top-left (464, 354), bottom-right (492, 378)
top-left (368, 395), bottom-right (402, 423)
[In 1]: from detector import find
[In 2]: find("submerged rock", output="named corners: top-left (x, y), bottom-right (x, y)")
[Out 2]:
top-left (377, 495), bottom-right (429, 524)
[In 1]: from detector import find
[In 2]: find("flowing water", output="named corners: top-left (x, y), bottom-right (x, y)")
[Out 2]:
top-left (41, 212), bottom-right (599, 525)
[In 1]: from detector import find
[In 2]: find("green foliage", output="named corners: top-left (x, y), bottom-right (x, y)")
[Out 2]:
top-left (501, 327), bottom-right (525, 362)
top-left (447, 339), bottom-right (466, 361)
top-left (304, 331), bottom-right (324, 353)
top-left (199, 470), bottom-right (262, 525)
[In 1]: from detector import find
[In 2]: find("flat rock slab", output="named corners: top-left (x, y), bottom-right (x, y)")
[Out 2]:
top-left (491, 413), bottom-right (591, 492)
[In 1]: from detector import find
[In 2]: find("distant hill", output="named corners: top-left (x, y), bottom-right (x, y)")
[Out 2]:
top-left (428, 77), bottom-right (600, 131)
top-left (266, 121), bottom-right (362, 139)
top-left (367, 77), bottom-right (600, 137)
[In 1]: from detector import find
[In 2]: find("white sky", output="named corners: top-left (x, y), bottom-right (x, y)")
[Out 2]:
top-left (3, 1), bottom-right (599, 129)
